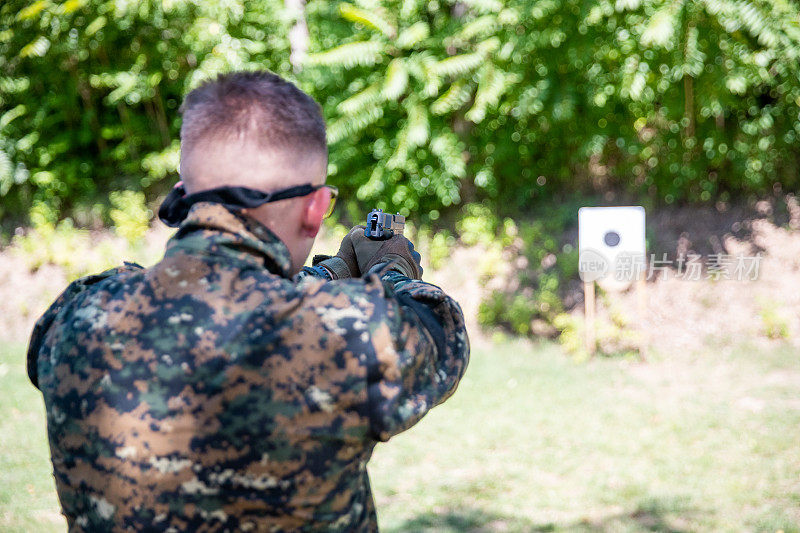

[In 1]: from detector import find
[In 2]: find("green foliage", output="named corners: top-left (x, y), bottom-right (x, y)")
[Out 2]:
top-left (11, 219), bottom-right (118, 280)
top-left (304, 0), bottom-right (800, 217)
top-left (414, 227), bottom-right (456, 270)
top-left (552, 312), bottom-right (588, 359)
top-left (554, 299), bottom-right (643, 360)
top-left (456, 204), bottom-right (497, 247)
top-left (475, 204), bottom-right (576, 335)
top-left (3, 0), bottom-right (800, 228)
top-left (302, 0), bottom-right (516, 220)
top-left (4, 0), bottom-right (800, 345)
top-left (757, 299), bottom-right (790, 340)
top-left (109, 190), bottom-right (150, 246)
top-left (0, 0), bottom-right (291, 228)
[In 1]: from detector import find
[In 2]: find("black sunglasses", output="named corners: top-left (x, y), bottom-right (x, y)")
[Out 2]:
top-left (159, 182), bottom-right (339, 227)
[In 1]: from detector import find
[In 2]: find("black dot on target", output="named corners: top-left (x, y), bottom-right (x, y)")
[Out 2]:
top-left (604, 231), bottom-right (621, 247)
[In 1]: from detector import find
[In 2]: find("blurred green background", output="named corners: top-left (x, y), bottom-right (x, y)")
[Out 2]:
top-left (2, 0), bottom-right (799, 228)
top-left (4, 0), bottom-right (800, 341)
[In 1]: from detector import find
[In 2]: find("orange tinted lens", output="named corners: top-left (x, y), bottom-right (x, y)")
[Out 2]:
top-left (324, 186), bottom-right (338, 218)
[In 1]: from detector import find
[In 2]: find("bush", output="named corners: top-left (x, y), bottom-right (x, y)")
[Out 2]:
top-left (475, 203), bottom-right (576, 335)
top-left (305, 0), bottom-right (800, 220)
top-left (3, 0), bottom-right (800, 230)
top-left (12, 219), bottom-right (117, 280)
top-left (109, 190), bottom-right (151, 246)
top-left (4, 0), bottom-right (800, 349)
top-left (0, 0), bottom-right (290, 229)
top-left (757, 299), bottom-right (790, 340)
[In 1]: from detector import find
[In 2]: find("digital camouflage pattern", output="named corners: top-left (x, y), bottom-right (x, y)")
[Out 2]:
top-left (27, 202), bottom-right (469, 532)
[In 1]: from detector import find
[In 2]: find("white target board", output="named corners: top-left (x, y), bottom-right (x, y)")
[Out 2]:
top-left (578, 206), bottom-right (646, 283)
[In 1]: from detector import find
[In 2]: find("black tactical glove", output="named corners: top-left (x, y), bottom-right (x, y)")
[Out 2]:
top-left (315, 226), bottom-right (423, 279)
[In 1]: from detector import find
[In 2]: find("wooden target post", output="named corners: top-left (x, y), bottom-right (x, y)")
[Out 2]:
top-left (578, 206), bottom-right (647, 360)
top-left (583, 280), bottom-right (596, 354)
top-left (635, 277), bottom-right (648, 361)
top-left (582, 275), bottom-right (647, 360)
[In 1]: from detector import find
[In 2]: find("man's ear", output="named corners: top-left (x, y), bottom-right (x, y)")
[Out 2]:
top-left (300, 189), bottom-right (330, 238)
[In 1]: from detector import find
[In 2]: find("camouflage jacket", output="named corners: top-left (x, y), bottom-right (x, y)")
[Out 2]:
top-left (27, 202), bottom-right (469, 532)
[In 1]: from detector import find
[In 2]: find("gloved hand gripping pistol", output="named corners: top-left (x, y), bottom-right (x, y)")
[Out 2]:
top-left (362, 208), bottom-right (420, 277)
top-left (312, 208), bottom-right (420, 279)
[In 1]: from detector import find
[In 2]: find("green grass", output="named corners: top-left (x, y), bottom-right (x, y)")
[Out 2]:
top-left (0, 345), bottom-right (65, 531)
top-left (369, 341), bottom-right (800, 532)
top-left (3, 341), bottom-right (799, 532)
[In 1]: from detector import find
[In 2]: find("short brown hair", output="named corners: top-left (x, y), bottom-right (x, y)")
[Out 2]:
top-left (180, 71), bottom-right (327, 156)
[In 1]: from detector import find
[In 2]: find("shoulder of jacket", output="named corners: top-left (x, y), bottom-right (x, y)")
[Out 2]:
top-left (26, 262), bottom-right (144, 388)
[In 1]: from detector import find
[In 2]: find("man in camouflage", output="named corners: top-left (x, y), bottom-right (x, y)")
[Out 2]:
top-left (27, 71), bottom-right (469, 531)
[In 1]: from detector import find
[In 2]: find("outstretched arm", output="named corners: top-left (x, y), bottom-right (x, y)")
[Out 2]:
top-left (364, 270), bottom-right (469, 442)
top-left (297, 226), bottom-right (469, 440)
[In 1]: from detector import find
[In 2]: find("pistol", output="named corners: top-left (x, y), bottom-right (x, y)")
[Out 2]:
top-left (365, 209), bottom-right (405, 240)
